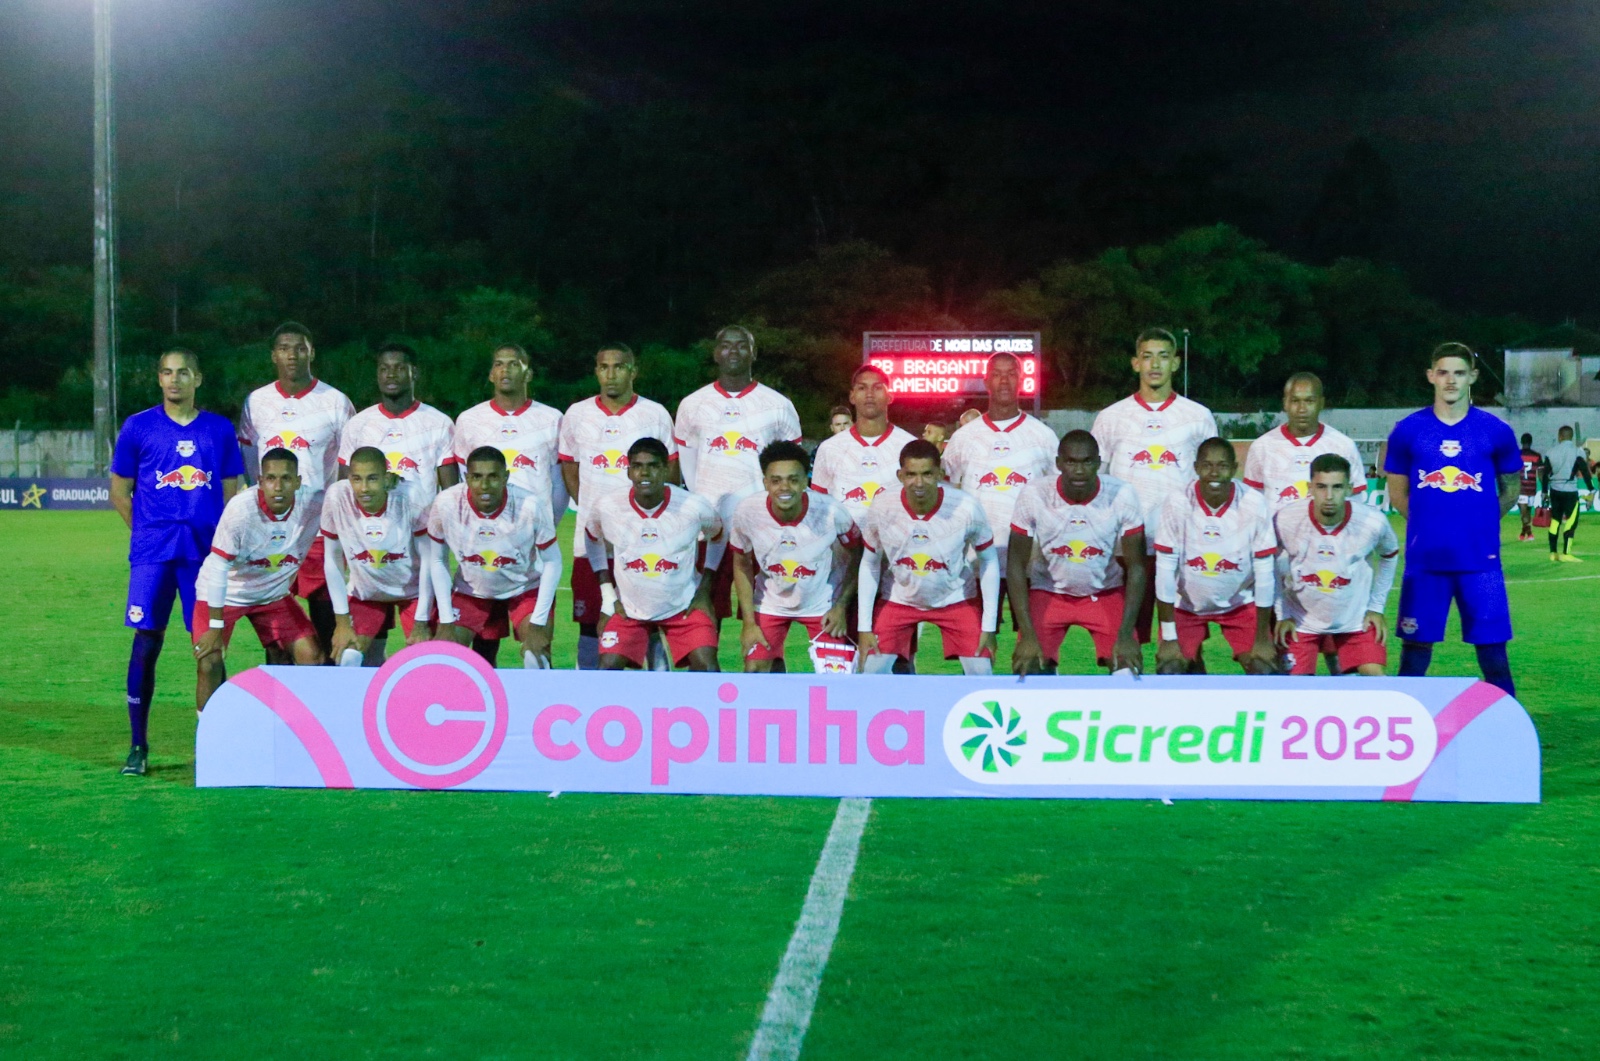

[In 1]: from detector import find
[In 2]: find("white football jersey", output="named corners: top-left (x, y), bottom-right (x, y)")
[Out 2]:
top-left (810, 424), bottom-right (918, 526)
top-left (1091, 393), bottom-right (1218, 554)
top-left (453, 399), bottom-right (564, 514)
top-left (238, 379), bottom-right (355, 499)
top-left (338, 401), bottom-right (457, 509)
top-left (428, 483), bottom-right (558, 601)
top-left (1275, 501), bottom-right (1399, 635)
top-left (1153, 482), bottom-right (1276, 615)
top-left (558, 394), bottom-right (677, 551)
top-left (1243, 423), bottom-right (1367, 510)
top-left (1009, 475), bottom-right (1144, 596)
top-left (584, 485), bottom-right (723, 621)
top-left (673, 381), bottom-right (802, 509)
top-left (208, 487), bottom-right (322, 607)
top-left (941, 412), bottom-right (1059, 568)
top-left (863, 486), bottom-right (993, 611)
top-left (730, 492), bottom-right (860, 618)
top-left (320, 480), bottom-right (429, 602)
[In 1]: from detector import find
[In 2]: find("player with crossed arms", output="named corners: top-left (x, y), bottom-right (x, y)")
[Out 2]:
top-left (585, 438), bottom-right (727, 671)
top-left (321, 446), bottom-right (439, 666)
top-left (1007, 430), bottom-right (1146, 675)
top-left (858, 439), bottom-right (999, 671)
top-left (1273, 453), bottom-right (1399, 675)
top-left (192, 448), bottom-right (325, 710)
top-left (428, 447), bottom-right (562, 668)
top-left (730, 441), bottom-right (862, 672)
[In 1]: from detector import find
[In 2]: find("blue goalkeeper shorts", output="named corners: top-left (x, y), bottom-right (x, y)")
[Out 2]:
top-left (125, 559), bottom-right (204, 632)
top-left (1396, 569), bottom-right (1512, 645)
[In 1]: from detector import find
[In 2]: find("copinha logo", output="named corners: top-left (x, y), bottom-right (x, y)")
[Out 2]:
top-left (959, 701), bottom-right (1028, 772)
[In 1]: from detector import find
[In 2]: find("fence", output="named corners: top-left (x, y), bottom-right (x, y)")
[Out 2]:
top-left (0, 430), bottom-right (101, 479)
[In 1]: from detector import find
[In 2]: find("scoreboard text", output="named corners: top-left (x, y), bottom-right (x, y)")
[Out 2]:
top-left (862, 332), bottom-right (1042, 409)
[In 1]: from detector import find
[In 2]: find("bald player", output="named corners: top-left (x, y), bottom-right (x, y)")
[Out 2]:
top-left (1243, 372), bottom-right (1366, 511)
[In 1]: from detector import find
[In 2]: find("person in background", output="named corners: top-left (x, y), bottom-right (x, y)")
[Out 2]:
top-left (829, 406), bottom-right (853, 435)
top-left (1517, 432), bottom-right (1542, 542)
top-left (922, 422), bottom-right (948, 453)
top-left (1542, 426), bottom-right (1594, 563)
top-left (958, 408), bottom-right (982, 429)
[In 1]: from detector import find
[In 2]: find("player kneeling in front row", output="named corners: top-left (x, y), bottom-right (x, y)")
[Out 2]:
top-left (858, 440), bottom-right (998, 672)
top-left (1153, 437), bottom-right (1277, 674)
top-left (1273, 454), bottom-right (1399, 674)
top-left (585, 438), bottom-right (726, 671)
top-left (193, 448), bottom-right (325, 709)
top-left (429, 447), bottom-right (562, 667)
top-left (1008, 430), bottom-right (1146, 675)
top-left (731, 441), bottom-right (862, 672)
top-left (322, 446), bottom-right (439, 666)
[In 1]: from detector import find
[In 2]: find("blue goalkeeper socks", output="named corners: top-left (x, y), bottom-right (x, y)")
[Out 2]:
top-left (126, 630), bottom-right (164, 748)
top-left (1474, 642), bottom-right (1516, 697)
top-left (1398, 642), bottom-right (1433, 677)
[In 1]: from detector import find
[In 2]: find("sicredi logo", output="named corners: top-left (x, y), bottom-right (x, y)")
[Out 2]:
top-left (943, 689), bottom-right (1438, 787)
top-left (363, 643), bottom-right (508, 788)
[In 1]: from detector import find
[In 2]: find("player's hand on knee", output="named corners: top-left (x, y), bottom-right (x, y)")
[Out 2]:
top-left (1155, 637), bottom-right (1183, 672)
top-left (1112, 633), bottom-right (1143, 676)
top-left (1364, 611), bottom-right (1387, 646)
top-left (330, 616), bottom-right (356, 660)
top-left (404, 623), bottom-right (432, 647)
top-left (519, 623), bottom-right (553, 658)
top-left (740, 619), bottom-right (771, 660)
top-left (194, 630), bottom-right (225, 664)
top-left (856, 632), bottom-right (879, 669)
top-left (1274, 619), bottom-right (1298, 649)
top-left (1011, 632), bottom-right (1043, 675)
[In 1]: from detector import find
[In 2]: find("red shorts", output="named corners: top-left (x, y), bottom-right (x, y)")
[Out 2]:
top-left (348, 597), bottom-right (431, 639)
top-left (600, 608), bottom-right (720, 667)
top-left (1029, 588), bottom-right (1125, 662)
top-left (747, 613), bottom-right (826, 662)
top-left (192, 597), bottom-right (317, 650)
top-left (1287, 627), bottom-right (1387, 674)
top-left (1175, 603), bottom-right (1259, 659)
top-left (450, 588), bottom-right (543, 641)
top-left (571, 555), bottom-right (602, 625)
top-left (295, 535), bottom-right (328, 599)
top-left (872, 598), bottom-right (986, 660)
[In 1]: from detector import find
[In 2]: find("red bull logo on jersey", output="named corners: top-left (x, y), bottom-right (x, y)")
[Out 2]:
top-left (1129, 445), bottom-right (1182, 470)
top-left (154, 465), bottom-right (213, 491)
top-left (503, 450), bottom-right (539, 472)
top-left (975, 467), bottom-right (1029, 492)
top-left (385, 452), bottom-right (421, 474)
top-left (1416, 466), bottom-right (1482, 493)
top-left (590, 449), bottom-right (629, 474)
top-left (708, 432), bottom-right (761, 455)
top-left (1277, 481), bottom-right (1310, 503)
top-left (352, 549), bottom-right (409, 568)
top-left (1046, 540), bottom-right (1106, 563)
top-left (894, 553), bottom-right (951, 576)
top-left (1297, 569), bottom-right (1353, 593)
top-left (1184, 553), bottom-right (1243, 576)
top-left (262, 431), bottom-right (312, 452)
top-left (623, 553), bottom-right (681, 578)
top-left (841, 482), bottom-right (886, 505)
top-left (461, 550), bottom-right (518, 570)
top-left (245, 553), bottom-right (300, 570)
top-left (765, 559), bottom-right (820, 584)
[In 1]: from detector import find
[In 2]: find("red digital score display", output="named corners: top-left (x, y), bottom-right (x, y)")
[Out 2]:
top-left (861, 332), bottom-right (1043, 408)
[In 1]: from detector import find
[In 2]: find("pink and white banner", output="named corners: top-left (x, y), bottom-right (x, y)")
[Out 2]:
top-left (196, 642), bottom-right (1540, 802)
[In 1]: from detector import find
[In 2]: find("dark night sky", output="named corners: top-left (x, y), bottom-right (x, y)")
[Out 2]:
top-left (2, 0), bottom-right (1596, 321)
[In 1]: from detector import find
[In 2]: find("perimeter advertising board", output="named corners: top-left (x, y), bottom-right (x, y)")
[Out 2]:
top-left (0, 478), bottom-right (113, 510)
top-left (197, 642), bottom-right (1538, 803)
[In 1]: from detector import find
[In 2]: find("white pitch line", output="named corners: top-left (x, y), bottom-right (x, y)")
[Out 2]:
top-left (1507, 574), bottom-right (1600, 585)
top-left (746, 797), bottom-right (872, 1061)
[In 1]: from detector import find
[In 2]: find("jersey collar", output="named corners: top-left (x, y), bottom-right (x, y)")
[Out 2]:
top-left (490, 399), bottom-right (532, 417)
top-left (1133, 392), bottom-right (1176, 412)
top-left (256, 489), bottom-right (294, 522)
top-left (378, 401), bottom-right (421, 420)
top-left (630, 485), bottom-right (671, 518)
top-left (849, 425), bottom-right (894, 446)
top-left (274, 379), bottom-right (317, 400)
top-left (469, 492), bottom-right (508, 520)
top-left (982, 413), bottom-right (1025, 432)
top-left (1056, 475), bottom-right (1100, 505)
top-left (1194, 481), bottom-right (1234, 517)
top-left (1310, 499), bottom-right (1352, 536)
top-left (901, 485), bottom-right (944, 520)
top-left (713, 381), bottom-right (758, 399)
top-left (1280, 423), bottom-right (1325, 446)
top-left (355, 495), bottom-right (389, 518)
top-left (768, 492), bottom-right (809, 526)
top-left (596, 394), bottom-right (639, 417)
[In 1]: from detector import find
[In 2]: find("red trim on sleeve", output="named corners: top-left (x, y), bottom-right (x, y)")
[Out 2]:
top-left (210, 546), bottom-right (236, 560)
top-left (810, 484), bottom-right (829, 494)
top-left (1123, 525), bottom-right (1145, 539)
top-left (672, 436), bottom-right (687, 447)
top-left (863, 543), bottom-right (876, 552)
top-left (441, 455), bottom-right (464, 466)
top-left (337, 457), bottom-right (349, 467)
top-left (1152, 543), bottom-right (1173, 553)
top-left (558, 453), bottom-right (575, 463)
top-left (1242, 477), bottom-right (1264, 489)
top-left (537, 537), bottom-right (557, 551)
top-left (1253, 548), bottom-right (1276, 558)
top-left (1351, 481), bottom-right (1368, 493)
top-left (1380, 550), bottom-right (1399, 559)
top-left (974, 538), bottom-right (994, 551)
top-left (728, 545), bottom-right (747, 555)
top-left (1009, 522), bottom-right (1032, 538)
top-left (412, 528), bottom-right (428, 537)
top-left (585, 529), bottom-right (599, 541)
top-left (428, 533), bottom-right (446, 543)
top-left (321, 529), bottom-right (339, 539)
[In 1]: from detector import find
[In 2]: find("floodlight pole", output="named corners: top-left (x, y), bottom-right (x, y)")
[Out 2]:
top-left (1181, 328), bottom-right (1190, 398)
top-left (92, 0), bottom-right (119, 473)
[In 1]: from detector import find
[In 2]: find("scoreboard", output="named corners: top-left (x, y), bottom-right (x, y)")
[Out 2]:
top-left (861, 332), bottom-right (1043, 410)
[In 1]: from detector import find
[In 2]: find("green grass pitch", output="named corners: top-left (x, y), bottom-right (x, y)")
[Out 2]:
top-left (1, 509), bottom-right (1597, 1058)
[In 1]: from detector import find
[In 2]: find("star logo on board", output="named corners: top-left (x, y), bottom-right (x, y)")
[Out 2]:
top-left (20, 484), bottom-right (44, 509)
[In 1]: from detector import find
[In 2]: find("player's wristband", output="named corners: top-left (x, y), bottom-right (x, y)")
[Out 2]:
top-left (208, 618), bottom-right (225, 630)
top-left (1159, 621), bottom-right (1177, 642)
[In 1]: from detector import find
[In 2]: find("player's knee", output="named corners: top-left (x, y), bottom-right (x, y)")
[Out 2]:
top-left (687, 648), bottom-right (720, 672)
top-left (1157, 659), bottom-right (1186, 675)
top-left (599, 654), bottom-right (629, 671)
top-left (743, 658), bottom-right (773, 673)
top-left (292, 638), bottom-right (326, 666)
top-left (1356, 663), bottom-right (1385, 676)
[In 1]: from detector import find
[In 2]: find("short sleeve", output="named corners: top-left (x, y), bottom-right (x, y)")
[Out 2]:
top-left (337, 418), bottom-right (358, 465)
top-left (1383, 421), bottom-right (1411, 476)
top-left (727, 506), bottom-right (752, 552)
top-left (831, 502), bottom-right (859, 545)
top-left (1492, 420), bottom-right (1524, 476)
top-left (237, 396), bottom-right (256, 447)
top-left (427, 495), bottom-right (448, 543)
top-left (340, 394), bottom-right (356, 423)
top-left (672, 394), bottom-right (696, 448)
top-left (318, 489), bottom-right (340, 537)
top-left (1251, 500), bottom-right (1277, 558)
top-left (110, 417), bottom-right (139, 478)
top-left (1378, 516), bottom-right (1399, 558)
top-left (438, 418), bottom-right (459, 467)
top-left (1089, 410), bottom-right (1111, 469)
top-left (210, 500), bottom-right (243, 558)
top-left (966, 498), bottom-right (994, 549)
top-left (1242, 438), bottom-right (1264, 489)
top-left (1341, 436), bottom-right (1367, 491)
top-left (1116, 486), bottom-right (1145, 539)
top-left (810, 444), bottom-right (834, 493)
top-left (1009, 487), bottom-right (1036, 538)
top-left (941, 432), bottom-right (968, 486)
top-left (861, 508), bottom-right (881, 552)
top-left (779, 397), bottom-right (802, 443)
top-left (1152, 492), bottom-right (1181, 554)
top-left (451, 413), bottom-right (473, 466)
top-left (217, 420), bottom-right (247, 479)
top-left (557, 410), bottom-right (578, 462)
top-left (701, 497), bottom-right (725, 543)
top-left (1201, 410), bottom-right (1219, 440)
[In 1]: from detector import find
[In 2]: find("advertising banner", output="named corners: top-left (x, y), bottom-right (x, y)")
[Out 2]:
top-left (196, 642), bottom-right (1539, 802)
top-left (0, 478), bottom-right (113, 511)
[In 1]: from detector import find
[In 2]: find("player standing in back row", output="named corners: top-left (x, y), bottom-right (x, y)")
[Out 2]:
top-left (1385, 343), bottom-right (1523, 695)
top-left (810, 364), bottom-right (917, 532)
top-left (337, 342), bottom-right (459, 508)
top-left (1243, 372), bottom-right (1366, 510)
top-left (237, 322), bottom-right (354, 656)
top-left (110, 349), bottom-right (246, 776)
top-left (673, 326), bottom-right (802, 622)
top-left (559, 344), bottom-right (679, 669)
top-left (1091, 328), bottom-right (1218, 645)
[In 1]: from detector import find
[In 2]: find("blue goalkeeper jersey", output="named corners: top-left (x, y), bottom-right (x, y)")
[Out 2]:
top-left (1384, 406), bottom-right (1520, 573)
top-left (111, 407), bottom-right (246, 564)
